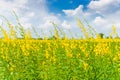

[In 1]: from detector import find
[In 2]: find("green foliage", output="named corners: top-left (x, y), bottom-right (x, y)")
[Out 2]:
top-left (0, 40), bottom-right (120, 79)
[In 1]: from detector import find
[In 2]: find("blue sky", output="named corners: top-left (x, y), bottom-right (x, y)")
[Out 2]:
top-left (47, 0), bottom-right (90, 13)
top-left (0, 0), bottom-right (120, 38)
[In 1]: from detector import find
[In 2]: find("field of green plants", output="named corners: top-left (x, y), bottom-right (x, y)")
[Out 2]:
top-left (0, 16), bottom-right (120, 79)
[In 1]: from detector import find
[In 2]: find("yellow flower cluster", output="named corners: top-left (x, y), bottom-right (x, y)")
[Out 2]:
top-left (94, 43), bottom-right (110, 56)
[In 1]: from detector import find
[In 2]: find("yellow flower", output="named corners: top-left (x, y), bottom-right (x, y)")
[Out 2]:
top-left (9, 63), bottom-right (15, 72)
top-left (21, 45), bottom-right (29, 56)
top-left (9, 26), bottom-right (17, 39)
top-left (66, 49), bottom-right (73, 58)
top-left (94, 43), bottom-right (110, 56)
top-left (2, 30), bottom-right (9, 40)
top-left (67, 53), bottom-right (73, 58)
top-left (52, 57), bottom-right (56, 63)
top-left (45, 51), bottom-right (49, 59)
top-left (9, 67), bottom-right (14, 72)
top-left (83, 62), bottom-right (88, 70)
top-left (76, 53), bottom-right (80, 58)
top-left (113, 52), bottom-right (120, 61)
top-left (25, 30), bottom-right (32, 40)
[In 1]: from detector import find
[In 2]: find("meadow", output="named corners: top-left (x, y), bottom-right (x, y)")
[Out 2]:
top-left (0, 16), bottom-right (120, 80)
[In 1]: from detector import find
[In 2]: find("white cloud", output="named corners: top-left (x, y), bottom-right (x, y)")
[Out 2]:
top-left (88, 0), bottom-right (113, 10)
top-left (88, 0), bottom-right (120, 28)
top-left (19, 17), bottom-right (31, 29)
top-left (28, 12), bottom-right (35, 17)
top-left (88, 0), bottom-right (120, 14)
top-left (61, 20), bottom-right (71, 29)
top-left (93, 17), bottom-right (107, 26)
top-left (62, 0), bottom-right (120, 35)
top-left (63, 5), bottom-right (91, 18)
top-left (0, 0), bottom-right (48, 30)
top-left (0, 0), bottom-right (31, 31)
top-left (39, 15), bottom-right (61, 29)
top-left (0, 0), bottom-right (28, 14)
top-left (63, 5), bottom-right (84, 17)
top-left (18, 12), bottom-right (35, 29)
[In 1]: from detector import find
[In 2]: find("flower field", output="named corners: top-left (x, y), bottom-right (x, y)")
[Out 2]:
top-left (1, 39), bottom-right (120, 79)
top-left (0, 18), bottom-right (120, 79)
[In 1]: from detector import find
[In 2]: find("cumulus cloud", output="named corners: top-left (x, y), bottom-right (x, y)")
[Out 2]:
top-left (62, 0), bottom-right (120, 35)
top-left (63, 5), bottom-right (84, 17)
top-left (0, 0), bottom-right (29, 14)
top-left (28, 12), bottom-right (35, 17)
top-left (63, 5), bottom-right (92, 18)
top-left (93, 16), bottom-right (109, 28)
top-left (19, 17), bottom-right (32, 29)
top-left (39, 15), bottom-right (61, 29)
top-left (61, 20), bottom-right (71, 29)
top-left (88, 0), bottom-right (120, 12)
top-left (93, 17), bottom-right (106, 25)
top-left (0, 0), bottom-right (50, 30)
top-left (88, 0), bottom-right (120, 27)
